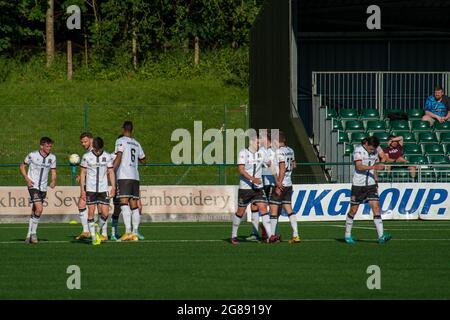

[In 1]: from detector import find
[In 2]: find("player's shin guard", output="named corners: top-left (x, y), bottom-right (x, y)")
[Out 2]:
top-left (88, 218), bottom-right (96, 242)
top-left (373, 215), bottom-right (384, 238)
top-left (79, 208), bottom-right (89, 233)
top-left (131, 207), bottom-right (140, 234)
top-left (98, 215), bottom-right (108, 236)
top-left (288, 212), bottom-right (298, 237)
top-left (345, 214), bottom-right (354, 238)
top-left (231, 213), bottom-right (242, 238)
top-left (251, 210), bottom-right (259, 235)
top-left (261, 213), bottom-right (272, 238)
top-left (121, 204), bottom-right (132, 234)
top-left (270, 215), bottom-right (278, 237)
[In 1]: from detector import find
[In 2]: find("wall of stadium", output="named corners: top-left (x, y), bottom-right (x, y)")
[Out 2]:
top-left (0, 184), bottom-right (449, 222)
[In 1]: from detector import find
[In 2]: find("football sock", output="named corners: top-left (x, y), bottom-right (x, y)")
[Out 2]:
top-left (98, 215), bottom-right (108, 236)
top-left (232, 213), bottom-right (242, 238)
top-left (270, 215), bottom-right (278, 237)
top-left (131, 207), bottom-right (140, 234)
top-left (88, 218), bottom-right (96, 242)
top-left (111, 215), bottom-right (119, 236)
top-left (27, 214), bottom-right (40, 236)
top-left (288, 212), bottom-right (298, 237)
top-left (261, 214), bottom-right (272, 237)
top-left (121, 205), bottom-right (132, 233)
top-left (251, 210), bottom-right (259, 235)
top-left (373, 215), bottom-right (384, 238)
top-left (345, 214), bottom-right (354, 238)
top-left (79, 208), bottom-right (89, 233)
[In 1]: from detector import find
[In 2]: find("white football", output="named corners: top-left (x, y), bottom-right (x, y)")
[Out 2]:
top-left (69, 154), bottom-right (80, 165)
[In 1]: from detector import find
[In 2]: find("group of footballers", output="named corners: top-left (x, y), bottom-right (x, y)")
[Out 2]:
top-left (20, 122), bottom-right (391, 246)
top-left (21, 121), bottom-right (146, 245)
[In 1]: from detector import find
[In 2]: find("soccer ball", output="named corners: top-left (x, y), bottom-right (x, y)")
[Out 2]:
top-left (69, 154), bottom-right (80, 165)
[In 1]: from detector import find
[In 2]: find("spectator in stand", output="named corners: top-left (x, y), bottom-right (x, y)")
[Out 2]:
top-left (422, 86), bottom-right (450, 125)
top-left (382, 135), bottom-right (416, 179)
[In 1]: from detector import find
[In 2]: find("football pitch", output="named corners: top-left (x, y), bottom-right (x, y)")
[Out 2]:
top-left (0, 220), bottom-right (449, 300)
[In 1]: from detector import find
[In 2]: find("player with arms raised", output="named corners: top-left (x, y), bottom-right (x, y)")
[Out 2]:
top-left (113, 121), bottom-right (146, 241)
top-left (20, 137), bottom-right (57, 244)
top-left (345, 136), bottom-right (392, 244)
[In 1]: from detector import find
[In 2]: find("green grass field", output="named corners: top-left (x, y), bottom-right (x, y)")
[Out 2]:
top-left (1, 220), bottom-right (449, 299)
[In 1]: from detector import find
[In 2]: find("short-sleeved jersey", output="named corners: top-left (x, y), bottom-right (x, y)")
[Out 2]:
top-left (238, 148), bottom-right (268, 190)
top-left (24, 151), bottom-right (57, 191)
top-left (114, 136), bottom-right (145, 181)
top-left (80, 150), bottom-right (113, 193)
top-left (273, 146), bottom-right (295, 187)
top-left (352, 145), bottom-right (379, 186)
top-left (260, 146), bottom-right (276, 186)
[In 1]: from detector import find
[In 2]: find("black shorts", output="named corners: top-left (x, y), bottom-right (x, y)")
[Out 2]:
top-left (263, 185), bottom-right (274, 202)
top-left (28, 188), bottom-right (46, 204)
top-left (269, 186), bottom-right (293, 205)
top-left (351, 185), bottom-right (379, 205)
top-left (238, 189), bottom-right (268, 208)
top-left (86, 192), bottom-right (110, 205)
top-left (117, 179), bottom-right (140, 199)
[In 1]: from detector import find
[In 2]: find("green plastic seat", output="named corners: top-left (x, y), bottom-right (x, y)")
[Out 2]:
top-left (439, 132), bottom-right (450, 143)
top-left (377, 170), bottom-right (391, 183)
top-left (384, 109), bottom-right (403, 119)
top-left (326, 108), bottom-right (338, 119)
top-left (389, 120), bottom-right (409, 131)
top-left (366, 120), bottom-right (386, 132)
top-left (406, 109), bottom-right (424, 120)
top-left (338, 132), bottom-right (349, 143)
top-left (345, 120), bottom-right (364, 131)
top-left (332, 119), bottom-right (343, 131)
top-left (423, 144), bottom-right (444, 155)
top-left (428, 155), bottom-right (450, 164)
top-left (433, 121), bottom-right (450, 132)
top-left (420, 170), bottom-right (436, 182)
top-left (380, 143), bottom-right (389, 150)
top-left (403, 144), bottom-right (422, 155)
top-left (373, 131), bottom-right (390, 143)
top-left (434, 168), bottom-right (450, 182)
top-left (391, 167), bottom-right (412, 182)
top-left (392, 131), bottom-right (416, 144)
top-left (360, 108), bottom-right (380, 120)
top-left (406, 155), bottom-right (428, 164)
top-left (418, 132), bottom-right (438, 144)
top-left (340, 108), bottom-right (359, 119)
top-left (344, 143), bottom-right (354, 155)
top-left (411, 120), bottom-right (432, 132)
top-left (443, 143), bottom-right (450, 154)
top-left (350, 132), bottom-right (368, 144)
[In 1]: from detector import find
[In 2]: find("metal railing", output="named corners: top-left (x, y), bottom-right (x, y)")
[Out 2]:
top-left (312, 71), bottom-right (450, 117)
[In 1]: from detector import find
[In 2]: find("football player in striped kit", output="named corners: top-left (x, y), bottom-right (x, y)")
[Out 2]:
top-left (80, 137), bottom-right (116, 245)
top-left (20, 137), bottom-right (57, 244)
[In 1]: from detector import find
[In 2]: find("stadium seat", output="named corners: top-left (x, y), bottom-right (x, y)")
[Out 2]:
top-left (418, 132), bottom-right (438, 144)
top-left (406, 155), bottom-right (428, 164)
top-left (434, 168), bottom-right (450, 182)
top-left (391, 167), bottom-right (412, 182)
top-left (350, 132), bottom-right (368, 144)
top-left (344, 120), bottom-right (364, 131)
top-left (428, 155), bottom-right (450, 164)
top-left (443, 143), bottom-right (450, 155)
top-left (439, 132), bottom-right (450, 143)
top-left (423, 144), bottom-right (444, 155)
top-left (411, 120), bottom-right (432, 132)
top-left (384, 109), bottom-right (403, 119)
top-left (327, 108), bottom-right (338, 119)
top-left (433, 121), bottom-right (450, 132)
top-left (403, 144), bottom-right (422, 155)
top-left (407, 109), bottom-right (424, 120)
top-left (332, 119), bottom-right (343, 131)
top-left (344, 143), bottom-right (354, 155)
top-left (338, 132), bottom-right (350, 143)
top-left (392, 131), bottom-right (416, 144)
top-left (366, 120), bottom-right (386, 132)
top-left (419, 170), bottom-right (436, 182)
top-left (389, 120), bottom-right (409, 131)
top-left (373, 131), bottom-right (390, 143)
top-left (377, 170), bottom-right (391, 183)
top-left (360, 108), bottom-right (380, 120)
top-left (340, 108), bottom-right (359, 119)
